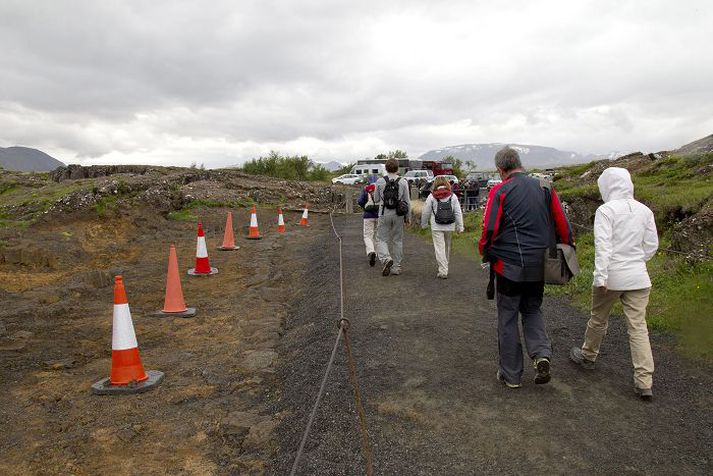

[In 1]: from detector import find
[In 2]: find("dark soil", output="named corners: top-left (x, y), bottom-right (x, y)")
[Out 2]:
top-left (271, 215), bottom-right (713, 475)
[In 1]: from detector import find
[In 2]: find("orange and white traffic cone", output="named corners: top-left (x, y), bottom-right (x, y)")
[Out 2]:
top-left (157, 244), bottom-right (196, 317)
top-left (245, 205), bottom-right (262, 240)
top-left (299, 204), bottom-right (310, 226)
top-left (92, 276), bottom-right (164, 395)
top-left (277, 208), bottom-right (286, 234)
top-left (188, 222), bottom-right (218, 275)
top-left (218, 211), bottom-right (240, 251)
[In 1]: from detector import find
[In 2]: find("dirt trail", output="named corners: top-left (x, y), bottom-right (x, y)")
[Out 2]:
top-left (272, 215), bottom-right (713, 475)
top-left (0, 207), bottom-right (329, 475)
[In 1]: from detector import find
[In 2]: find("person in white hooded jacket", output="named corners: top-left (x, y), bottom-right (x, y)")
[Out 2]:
top-left (570, 167), bottom-right (659, 400)
top-left (420, 176), bottom-right (464, 279)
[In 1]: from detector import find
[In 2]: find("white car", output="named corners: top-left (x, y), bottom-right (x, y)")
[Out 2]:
top-left (437, 174), bottom-right (460, 184)
top-left (331, 174), bottom-right (364, 185)
top-left (402, 170), bottom-right (434, 183)
top-left (486, 178), bottom-right (503, 189)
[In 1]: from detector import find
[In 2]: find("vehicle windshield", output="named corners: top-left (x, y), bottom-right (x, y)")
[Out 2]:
top-left (403, 171), bottom-right (419, 177)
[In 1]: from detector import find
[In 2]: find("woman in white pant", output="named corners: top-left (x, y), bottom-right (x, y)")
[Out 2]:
top-left (420, 176), bottom-right (464, 279)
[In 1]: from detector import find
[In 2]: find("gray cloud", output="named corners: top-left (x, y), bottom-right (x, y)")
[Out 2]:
top-left (0, 0), bottom-right (712, 165)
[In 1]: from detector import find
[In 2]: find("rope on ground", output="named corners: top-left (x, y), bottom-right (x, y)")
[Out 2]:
top-left (290, 209), bottom-right (374, 476)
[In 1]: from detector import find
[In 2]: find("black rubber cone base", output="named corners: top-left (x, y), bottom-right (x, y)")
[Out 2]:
top-left (187, 267), bottom-right (218, 276)
top-left (91, 370), bottom-right (164, 395)
top-left (156, 307), bottom-right (197, 318)
top-left (217, 245), bottom-right (240, 251)
top-left (244, 235), bottom-right (262, 240)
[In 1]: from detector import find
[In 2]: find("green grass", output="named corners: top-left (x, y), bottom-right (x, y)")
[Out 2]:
top-left (93, 195), bottom-right (120, 217)
top-left (167, 209), bottom-right (199, 221)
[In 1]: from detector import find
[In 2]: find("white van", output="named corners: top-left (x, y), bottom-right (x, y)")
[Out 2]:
top-left (351, 163), bottom-right (386, 177)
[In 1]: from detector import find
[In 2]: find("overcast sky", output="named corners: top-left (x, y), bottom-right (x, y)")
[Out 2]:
top-left (1, 0), bottom-right (712, 167)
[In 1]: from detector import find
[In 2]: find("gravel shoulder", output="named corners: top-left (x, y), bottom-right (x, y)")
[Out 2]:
top-left (272, 214), bottom-right (713, 475)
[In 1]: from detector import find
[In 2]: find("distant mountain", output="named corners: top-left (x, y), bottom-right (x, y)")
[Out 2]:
top-left (417, 143), bottom-right (616, 170)
top-left (316, 160), bottom-right (347, 171)
top-left (0, 146), bottom-right (64, 172)
top-left (674, 134), bottom-right (713, 155)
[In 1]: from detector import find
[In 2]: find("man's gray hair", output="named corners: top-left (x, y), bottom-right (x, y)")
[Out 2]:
top-left (494, 146), bottom-right (522, 172)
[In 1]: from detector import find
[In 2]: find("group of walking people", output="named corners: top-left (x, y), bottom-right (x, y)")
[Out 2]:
top-left (357, 148), bottom-right (659, 400)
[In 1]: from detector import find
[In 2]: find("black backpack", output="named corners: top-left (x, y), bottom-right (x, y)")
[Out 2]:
top-left (432, 197), bottom-right (455, 225)
top-left (382, 177), bottom-right (401, 210)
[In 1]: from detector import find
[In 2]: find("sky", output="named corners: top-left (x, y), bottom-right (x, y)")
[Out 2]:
top-left (1, 0), bottom-right (712, 167)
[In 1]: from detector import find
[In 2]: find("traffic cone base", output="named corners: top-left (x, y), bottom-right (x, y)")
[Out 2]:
top-left (92, 370), bottom-right (165, 395)
top-left (188, 267), bottom-right (219, 276)
top-left (157, 307), bottom-right (197, 318)
top-left (217, 244), bottom-right (240, 250)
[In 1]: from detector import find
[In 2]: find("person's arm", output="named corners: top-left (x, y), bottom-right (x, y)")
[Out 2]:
top-left (421, 195), bottom-right (432, 229)
top-left (374, 179), bottom-right (384, 204)
top-left (453, 196), bottom-right (464, 232)
top-left (401, 179), bottom-right (411, 209)
top-left (642, 209), bottom-right (659, 261)
top-left (478, 184), bottom-right (504, 257)
top-left (549, 187), bottom-right (575, 246)
top-left (593, 208), bottom-right (612, 288)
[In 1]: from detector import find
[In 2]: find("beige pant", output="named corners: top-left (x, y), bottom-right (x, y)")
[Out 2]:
top-left (582, 287), bottom-right (655, 389)
top-left (363, 218), bottom-right (377, 255)
top-left (431, 230), bottom-right (452, 276)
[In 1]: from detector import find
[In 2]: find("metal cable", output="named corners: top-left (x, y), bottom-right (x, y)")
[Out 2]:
top-left (290, 207), bottom-right (374, 475)
top-left (289, 324), bottom-right (345, 476)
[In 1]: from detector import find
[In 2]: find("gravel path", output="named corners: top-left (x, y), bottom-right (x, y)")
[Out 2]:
top-left (271, 214), bottom-right (712, 475)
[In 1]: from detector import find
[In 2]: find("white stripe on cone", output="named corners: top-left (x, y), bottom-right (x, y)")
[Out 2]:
top-left (250, 212), bottom-right (258, 227)
top-left (278, 213), bottom-right (285, 226)
top-left (301, 209), bottom-right (309, 219)
top-left (112, 303), bottom-right (139, 351)
top-left (196, 235), bottom-right (208, 258)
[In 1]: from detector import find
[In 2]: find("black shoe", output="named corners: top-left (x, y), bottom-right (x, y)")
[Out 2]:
top-left (534, 357), bottom-right (551, 384)
top-left (569, 346), bottom-right (596, 370)
top-left (369, 252), bottom-right (376, 267)
top-left (382, 259), bottom-right (393, 276)
top-left (496, 370), bottom-right (522, 389)
top-left (635, 387), bottom-right (653, 402)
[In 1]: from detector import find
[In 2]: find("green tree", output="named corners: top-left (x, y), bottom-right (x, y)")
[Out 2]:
top-left (387, 150), bottom-right (408, 159)
top-left (241, 151), bottom-right (330, 182)
top-left (334, 162), bottom-right (356, 176)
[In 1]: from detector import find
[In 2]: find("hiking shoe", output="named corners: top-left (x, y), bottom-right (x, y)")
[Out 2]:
top-left (391, 268), bottom-right (402, 276)
top-left (382, 259), bottom-right (393, 276)
top-left (368, 252), bottom-right (376, 267)
top-left (496, 370), bottom-right (522, 389)
top-left (534, 357), bottom-right (551, 384)
top-left (569, 347), bottom-right (596, 370)
top-left (436, 273), bottom-right (448, 279)
top-left (635, 387), bottom-right (653, 402)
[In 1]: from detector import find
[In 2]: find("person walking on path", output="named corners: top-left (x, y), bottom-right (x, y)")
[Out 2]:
top-left (357, 177), bottom-right (379, 267)
top-left (479, 146), bottom-right (574, 388)
top-left (420, 176), bottom-right (464, 279)
top-left (374, 158), bottom-right (411, 276)
top-left (569, 167), bottom-right (659, 401)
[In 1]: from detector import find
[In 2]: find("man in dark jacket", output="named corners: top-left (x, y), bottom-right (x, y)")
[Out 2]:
top-left (478, 146), bottom-right (574, 388)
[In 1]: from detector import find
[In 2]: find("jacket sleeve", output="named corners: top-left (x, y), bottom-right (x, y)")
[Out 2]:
top-left (593, 207), bottom-right (613, 287)
top-left (374, 179), bottom-right (384, 205)
top-left (478, 185), bottom-right (504, 256)
top-left (549, 188), bottom-right (574, 246)
top-left (453, 195), bottom-right (464, 232)
top-left (642, 209), bottom-right (659, 261)
top-left (421, 195), bottom-right (432, 228)
top-left (401, 179), bottom-right (411, 211)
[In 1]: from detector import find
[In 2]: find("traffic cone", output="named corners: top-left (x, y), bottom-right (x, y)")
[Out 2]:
top-left (245, 205), bottom-right (262, 240)
top-left (218, 211), bottom-right (240, 251)
top-left (188, 222), bottom-right (218, 276)
top-left (157, 244), bottom-right (196, 318)
top-left (92, 276), bottom-right (164, 395)
top-left (299, 205), bottom-right (310, 226)
top-left (277, 208), bottom-right (286, 234)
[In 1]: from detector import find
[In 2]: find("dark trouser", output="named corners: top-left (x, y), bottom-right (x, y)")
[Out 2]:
top-left (496, 275), bottom-right (552, 384)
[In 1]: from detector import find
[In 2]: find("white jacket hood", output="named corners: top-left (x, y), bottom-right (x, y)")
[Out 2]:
top-left (597, 167), bottom-right (634, 202)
